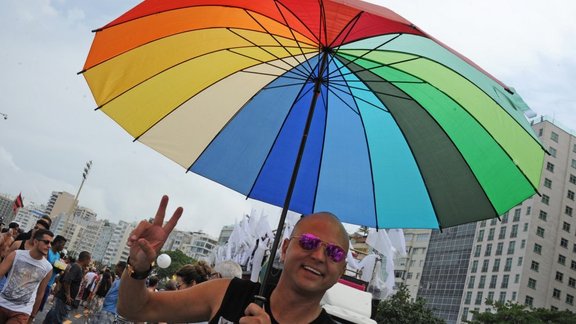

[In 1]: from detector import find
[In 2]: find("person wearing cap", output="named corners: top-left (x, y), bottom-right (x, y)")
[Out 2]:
top-left (14, 216), bottom-right (51, 242)
top-left (8, 218), bottom-right (51, 254)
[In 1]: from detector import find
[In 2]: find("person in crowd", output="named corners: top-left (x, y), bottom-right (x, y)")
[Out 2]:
top-left (43, 251), bottom-right (91, 323)
top-left (0, 229), bottom-right (54, 323)
top-left (38, 235), bottom-right (67, 312)
top-left (211, 260), bottom-right (243, 279)
top-left (92, 268), bottom-right (113, 311)
top-left (90, 261), bottom-right (127, 323)
top-left (175, 262), bottom-right (211, 290)
top-left (147, 275), bottom-right (159, 292)
top-left (8, 218), bottom-right (50, 254)
top-left (117, 195), bottom-right (348, 323)
top-left (0, 223), bottom-right (20, 260)
top-left (81, 267), bottom-right (98, 307)
top-left (163, 280), bottom-right (178, 291)
top-left (14, 216), bottom-right (51, 242)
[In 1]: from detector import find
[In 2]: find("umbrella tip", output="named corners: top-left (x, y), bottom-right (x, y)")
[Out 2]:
top-left (77, 69), bottom-right (86, 75)
top-left (92, 27), bottom-right (103, 33)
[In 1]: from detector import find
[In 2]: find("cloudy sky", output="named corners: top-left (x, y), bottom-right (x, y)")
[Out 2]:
top-left (1, 0), bottom-right (575, 238)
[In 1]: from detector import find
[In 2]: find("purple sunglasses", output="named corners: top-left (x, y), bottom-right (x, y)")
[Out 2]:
top-left (291, 233), bottom-right (346, 263)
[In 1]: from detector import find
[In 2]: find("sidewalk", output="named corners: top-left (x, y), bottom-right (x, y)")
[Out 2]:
top-left (33, 300), bottom-right (94, 324)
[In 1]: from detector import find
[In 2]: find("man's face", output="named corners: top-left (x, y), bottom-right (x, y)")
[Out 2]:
top-left (280, 213), bottom-right (348, 296)
top-left (53, 240), bottom-right (66, 252)
top-left (34, 235), bottom-right (52, 256)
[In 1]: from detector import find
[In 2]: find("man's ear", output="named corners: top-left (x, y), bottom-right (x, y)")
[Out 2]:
top-left (280, 238), bottom-right (290, 262)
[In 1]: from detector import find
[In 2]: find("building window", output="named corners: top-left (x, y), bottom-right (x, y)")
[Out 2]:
top-left (501, 213), bottom-right (509, 223)
top-left (474, 245), bottom-right (481, 257)
top-left (499, 227), bottom-right (507, 240)
top-left (462, 307), bottom-right (469, 322)
top-left (490, 218), bottom-right (497, 226)
top-left (512, 292), bottom-right (517, 301)
top-left (546, 162), bottom-right (555, 172)
top-left (572, 261), bottom-right (576, 270)
top-left (521, 240), bottom-right (526, 249)
top-left (570, 174), bottom-right (576, 185)
top-left (488, 228), bottom-right (495, 241)
top-left (567, 294), bottom-right (574, 306)
top-left (563, 222), bottom-right (571, 232)
top-left (513, 209), bottom-right (521, 222)
top-left (471, 260), bottom-right (478, 273)
top-left (539, 210), bottom-right (547, 221)
top-left (566, 206), bottom-right (573, 217)
top-left (541, 195), bottom-right (550, 205)
top-left (477, 230), bottom-right (485, 242)
top-left (561, 238), bottom-right (569, 248)
top-left (553, 289), bottom-right (561, 299)
top-left (536, 227), bottom-right (545, 237)
top-left (558, 254), bottom-right (566, 265)
top-left (490, 275), bottom-right (497, 289)
top-left (496, 242), bottom-right (504, 256)
top-left (518, 257), bottom-right (523, 266)
top-left (479, 275), bottom-right (486, 289)
top-left (499, 292), bottom-right (507, 303)
top-left (568, 190), bottom-right (575, 200)
top-left (549, 147), bottom-right (557, 158)
top-left (569, 277), bottom-right (576, 288)
top-left (526, 206), bottom-right (531, 215)
top-left (485, 243), bottom-right (493, 256)
top-left (501, 275), bottom-right (509, 288)
top-left (528, 278), bottom-right (537, 289)
top-left (525, 296), bottom-right (534, 307)
top-left (523, 223), bottom-right (528, 232)
top-left (531, 261), bottom-right (540, 272)
top-left (551, 131), bottom-right (559, 142)
top-left (482, 260), bottom-right (489, 273)
top-left (465, 291), bottom-right (472, 304)
top-left (508, 241), bottom-right (516, 255)
top-left (493, 259), bottom-right (501, 272)
top-left (572, 159), bottom-right (576, 169)
top-left (573, 144), bottom-right (576, 153)
top-left (573, 244), bottom-right (576, 253)
top-left (556, 271), bottom-right (564, 282)
top-left (480, 220), bottom-right (486, 227)
top-left (538, 128), bottom-right (543, 137)
top-left (475, 292), bottom-right (483, 305)
top-left (511, 225), bottom-right (518, 238)
top-left (504, 258), bottom-right (513, 271)
top-left (468, 276), bottom-right (475, 289)
top-left (534, 243), bottom-right (542, 255)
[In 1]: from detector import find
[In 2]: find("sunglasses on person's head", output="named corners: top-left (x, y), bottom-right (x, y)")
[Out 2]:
top-left (291, 233), bottom-right (346, 263)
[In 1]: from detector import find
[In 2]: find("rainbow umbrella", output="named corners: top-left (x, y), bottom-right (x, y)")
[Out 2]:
top-left (82, 0), bottom-right (544, 283)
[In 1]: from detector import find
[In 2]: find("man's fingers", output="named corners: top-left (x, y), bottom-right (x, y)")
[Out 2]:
top-left (162, 206), bottom-right (183, 235)
top-left (127, 220), bottom-right (151, 247)
top-left (153, 195), bottom-right (170, 226)
top-left (137, 238), bottom-right (157, 262)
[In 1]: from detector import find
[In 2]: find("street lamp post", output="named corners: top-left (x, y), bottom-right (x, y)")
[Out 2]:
top-left (63, 161), bottom-right (93, 235)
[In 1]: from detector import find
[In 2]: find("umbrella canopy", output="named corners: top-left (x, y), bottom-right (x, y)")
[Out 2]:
top-left (82, 0), bottom-right (545, 230)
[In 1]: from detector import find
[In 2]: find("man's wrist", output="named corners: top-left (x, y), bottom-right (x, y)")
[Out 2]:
top-left (126, 257), bottom-right (152, 280)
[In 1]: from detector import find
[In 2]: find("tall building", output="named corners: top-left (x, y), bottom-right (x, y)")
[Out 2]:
top-left (164, 230), bottom-right (218, 261)
top-left (417, 118), bottom-right (576, 323)
top-left (92, 220), bottom-right (116, 263)
top-left (394, 229), bottom-right (432, 301)
top-left (0, 194), bottom-right (15, 224)
top-left (418, 223), bottom-right (477, 323)
top-left (217, 225), bottom-right (234, 245)
top-left (45, 191), bottom-right (75, 220)
top-left (12, 203), bottom-right (47, 231)
top-left (102, 220), bottom-right (135, 266)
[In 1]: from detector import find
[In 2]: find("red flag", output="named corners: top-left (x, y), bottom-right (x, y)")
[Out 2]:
top-left (13, 193), bottom-right (23, 214)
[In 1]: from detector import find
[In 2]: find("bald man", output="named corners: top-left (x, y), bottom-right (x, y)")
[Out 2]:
top-left (118, 196), bottom-right (348, 324)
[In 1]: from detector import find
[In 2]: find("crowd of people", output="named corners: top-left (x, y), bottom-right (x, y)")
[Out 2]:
top-left (0, 194), bottom-right (351, 323)
top-left (0, 214), bottom-right (246, 324)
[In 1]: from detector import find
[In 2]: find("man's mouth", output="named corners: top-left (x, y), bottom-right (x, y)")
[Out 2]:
top-left (303, 265), bottom-right (323, 277)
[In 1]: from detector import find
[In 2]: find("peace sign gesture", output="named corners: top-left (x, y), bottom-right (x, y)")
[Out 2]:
top-left (127, 195), bottom-right (183, 272)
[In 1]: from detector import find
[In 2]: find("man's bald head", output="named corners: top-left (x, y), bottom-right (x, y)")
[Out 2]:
top-left (292, 212), bottom-right (349, 252)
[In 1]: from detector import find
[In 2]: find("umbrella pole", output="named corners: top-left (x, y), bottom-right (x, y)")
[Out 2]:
top-left (257, 50), bottom-right (330, 302)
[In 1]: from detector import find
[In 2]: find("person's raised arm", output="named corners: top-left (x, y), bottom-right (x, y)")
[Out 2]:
top-left (117, 195), bottom-right (231, 323)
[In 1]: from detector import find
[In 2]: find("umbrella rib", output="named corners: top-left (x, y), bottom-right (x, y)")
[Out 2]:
top-left (241, 10), bottom-right (313, 73)
top-left (226, 46), bottom-right (310, 80)
top-left (272, 1), bottom-right (318, 73)
top-left (328, 34), bottom-right (403, 79)
top-left (227, 28), bottom-right (303, 76)
top-left (329, 81), bottom-right (412, 102)
top-left (241, 70), bottom-right (309, 83)
top-left (326, 84), bottom-right (390, 114)
top-left (326, 11), bottom-right (363, 49)
top-left (318, 0), bottom-right (328, 47)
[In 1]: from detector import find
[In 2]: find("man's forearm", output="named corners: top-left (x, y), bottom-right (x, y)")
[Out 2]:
top-left (117, 269), bottom-right (151, 320)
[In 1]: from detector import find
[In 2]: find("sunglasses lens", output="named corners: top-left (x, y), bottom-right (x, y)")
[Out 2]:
top-left (299, 234), bottom-right (321, 251)
top-left (326, 245), bottom-right (345, 262)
